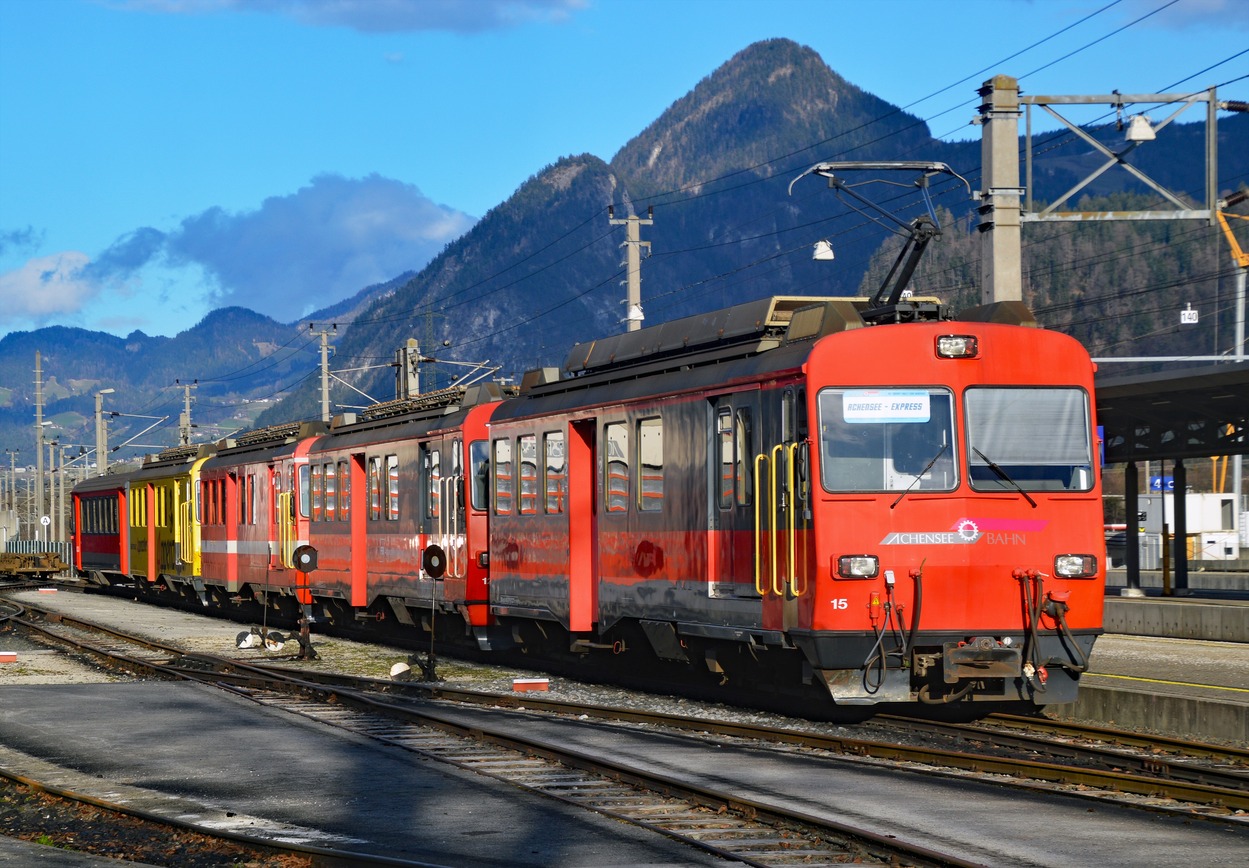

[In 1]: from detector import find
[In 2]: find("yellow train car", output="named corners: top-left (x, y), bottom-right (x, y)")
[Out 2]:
top-left (128, 444), bottom-right (216, 590)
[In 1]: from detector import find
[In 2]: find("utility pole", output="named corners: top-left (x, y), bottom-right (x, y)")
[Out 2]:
top-left (395, 339), bottom-right (421, 399)
top-left (45, 439), bottom-right (57, 544)
top-left (1216, 191), bottom-right (1248, 522)
top-left (608, 205), bottom-right (653, 331)
top-left (34, 351), bottom-right (45, 526)
top-left (310, 324), bottom-right (336, 422)
top-left (4, 449), bottom-right (16, 520)
top-left (977, 75), bottom-right (1023, 303)
top-left (95, 388), bottom-right (114, 476)
top-left (176, 380), bottom-right (197, 445)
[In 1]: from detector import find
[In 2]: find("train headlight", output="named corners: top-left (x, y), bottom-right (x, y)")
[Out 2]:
top-left (836, 555), bottom-right (879, 579)
top-left (1054, 554), bottom-right (1098, 578)
top-left (936, 335), bottom-right (979, 358)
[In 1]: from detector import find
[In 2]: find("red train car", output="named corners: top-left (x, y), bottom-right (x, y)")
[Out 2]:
top-left (197, 421), bottom-right (327, 611)
top-left (296, 386), bottom-right (502, 639)
top-left (71, 470), bottom-right (135, 585)
top-left (486, 296), bottom-right (1102, 707)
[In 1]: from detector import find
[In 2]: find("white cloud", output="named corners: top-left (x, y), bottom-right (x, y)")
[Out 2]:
top-left (0, 251), bottom-right (98, 323)
top-left (83, 174), bottom-right (476, 324)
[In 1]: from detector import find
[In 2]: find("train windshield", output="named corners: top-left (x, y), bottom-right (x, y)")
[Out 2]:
top-left (818, 388), bottom-right (956, 492)
top-left (966, 387), bottom-right (1093, 492)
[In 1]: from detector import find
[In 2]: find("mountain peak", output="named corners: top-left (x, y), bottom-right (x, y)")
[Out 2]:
top-left (610, 38), bottom-right (931, 199)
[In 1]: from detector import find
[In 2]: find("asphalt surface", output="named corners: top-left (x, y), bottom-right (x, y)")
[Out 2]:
top-left (0, 682), bottom-right (731, 868)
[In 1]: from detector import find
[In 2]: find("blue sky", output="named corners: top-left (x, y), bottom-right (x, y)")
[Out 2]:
top-left (1, 0), bottom-right (1246, 341)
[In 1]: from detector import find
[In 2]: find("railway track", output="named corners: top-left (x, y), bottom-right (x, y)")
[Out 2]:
top-left (6, 594), bottom-right (1249, 866)
top-left (5, 601), bottom-right (966, 866)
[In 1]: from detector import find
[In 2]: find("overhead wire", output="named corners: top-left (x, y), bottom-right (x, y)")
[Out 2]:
top-left (261, 7), bottom-right (1249, 406)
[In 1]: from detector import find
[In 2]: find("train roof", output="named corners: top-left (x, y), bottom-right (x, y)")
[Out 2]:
top-left (560, 296), bottom-right (864, 379)
top-left (72, 468), bottom-right (138, 494)
top-left (138, 443), bottom-right (216, 468)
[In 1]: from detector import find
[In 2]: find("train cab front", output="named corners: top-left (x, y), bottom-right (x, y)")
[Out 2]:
top-left (795, 324), bottom-right (1104, 712)
top-left (798, 537), bottom-right (1104, 711)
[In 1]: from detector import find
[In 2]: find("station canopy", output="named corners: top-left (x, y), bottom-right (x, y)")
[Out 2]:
top-left (1095, 361), bottom-right (1249, 463)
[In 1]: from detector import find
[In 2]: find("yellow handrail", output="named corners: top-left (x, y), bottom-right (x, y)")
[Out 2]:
top-left (753, 443), bottom-right (809, 598)
top-left (753, 452), bottom-right (767, 596)
top-left (278, 492), bottom-right (294, 568)
top-left (770, 444), bottom-right (786, 595)
top-left (786, 442), bottom-right (805, 597)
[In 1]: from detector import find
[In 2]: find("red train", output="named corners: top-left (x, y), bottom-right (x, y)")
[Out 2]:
top-left (73, 293), bottom-right (1104, 711)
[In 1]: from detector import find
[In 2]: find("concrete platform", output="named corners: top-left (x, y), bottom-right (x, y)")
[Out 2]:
top-left (1104, 594), bottom-right (1249, 642)
top-left (1052, 633), bottom-right (1249, 745)
top-left (1106, 568), bottom-right (1249, 642)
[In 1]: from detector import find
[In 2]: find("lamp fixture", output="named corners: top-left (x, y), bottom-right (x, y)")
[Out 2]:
top-left (1125, 114), bottom-right (1155, 143)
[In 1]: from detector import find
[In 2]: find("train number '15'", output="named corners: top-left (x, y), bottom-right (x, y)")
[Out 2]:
top-left (830, 598), bottom-right (848, 610)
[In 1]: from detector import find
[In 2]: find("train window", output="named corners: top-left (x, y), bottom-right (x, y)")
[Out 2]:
top-left (638, 418), bottom-right (663, 511)
top-left (328, 465), bottom-right (337, 521)
top-left (470, 441), bottom-right (490, 511)
top-left (966, 388), bottom-right (1093, 492)
top-left (605, 423), bottom-right (629, 513)
top-left (338, 461), bottom-right (350, 522)
top-left (518, 435), bottom-right (538, 515)
top-left (368, 457), bottom-right (382, 521)
top-left (544, 431), bottom-right (566, 514)
top-left (426, 449), bottom-right (441, 520)
top-left (735, 409), bottom-right (753, 506)
top-left (298, 465), bottom-right (310, 519)
top-left (717, 410), bottom-right (733, 509)
top-left (386, 455), bottom-right (400, 520)
top-left (782, 389), bottom-right (795, 443)
top-left (818, 388), bottom-right (957, 493)
top-left (311, 465), bottom-right (324, 522)
top-left (494, 439), bottom-right (514, 515)
top-left (248, 474), bottom-right (257, 525)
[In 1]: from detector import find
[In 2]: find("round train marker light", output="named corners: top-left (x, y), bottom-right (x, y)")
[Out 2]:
top-left (936, 335), bottom-right (979, 358)
top-left (423, 544), bottom-right (447, 579)
top-left (292, 544), bottom-right (318, 572)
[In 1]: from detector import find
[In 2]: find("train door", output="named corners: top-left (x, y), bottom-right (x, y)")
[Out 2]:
top-left (568, 420), bottom-right (597, 632)
top-left (419, 441), bottom-right (444, 590)
top-left (754, 388), bottom-right (811, 629)
top-left (348, 453), bottom-right (367, 606)
top-left (223, 472), bottom-right (239, 590)
top-left (176, 477), bottom-right (192, 574)
top-left (434, 437), bottom-right (464, 579)
top-left (269, 463), bottom-right (283, 570)
top-left (144, 482), bottom-right (158, 583)
top-left (710, 395), bottom-right (759, 598)
top-left (116, 488), bottom-right (130, 576)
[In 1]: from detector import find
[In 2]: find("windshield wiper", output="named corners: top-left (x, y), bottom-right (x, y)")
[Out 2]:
top-left (972, 448), bottom-right (1037, 508)
top-left (890, 444), bottom-right (948, 509)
